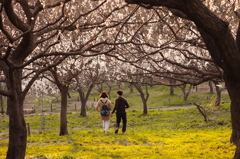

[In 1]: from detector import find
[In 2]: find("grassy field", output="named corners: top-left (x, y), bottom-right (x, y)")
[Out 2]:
top-left (0, 84), bottom-right (235, 158)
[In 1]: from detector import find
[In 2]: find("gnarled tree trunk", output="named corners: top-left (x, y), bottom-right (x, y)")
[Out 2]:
top-left (6, 69), bottom-right (27, 159)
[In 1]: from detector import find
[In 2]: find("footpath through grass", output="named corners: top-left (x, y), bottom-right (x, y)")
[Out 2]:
top-left (0, 105), bottom-right (235, 159)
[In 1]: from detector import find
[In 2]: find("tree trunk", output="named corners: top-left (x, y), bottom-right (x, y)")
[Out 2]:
top-left (170, 86), bottom-right (174, 95)
top-left (106, 83), bottom-right (112, 100)
top-left (117, 82), bottom-right (121, 89)
top-left (0, 95), bottom-right (4, 114)
top-left (209, 81), bottom-right (214, 94)
top-left (195, 86), bottom-right (198, 92)
top-left (179, 84), bottom-right (192, 101)
top-left (59, 86), bottom-right (69, 136)
top-left (78, 91), bottom-right (87, 117)
top-left (7, 97), bottom-right (27, 159)
top-left (229, 94), bottom-right (240, 159)
top-left (226, 75), bottom-right (240, 158)
top-left (78, 83), bottom-right (95, 117)
top-left (184, 85), bottom-right (192, 101)
top-left (98, 83), bottom-right (103, 93)
top-left (215, 86), bottom-right (221, 107)
top-left (169, 79), bottom-right (175, 95)
top-left (0, 81), bottom-right (3, 114)
top-left (134, 83), bottom-right (149, 115)
top-left (80, 99), bottom-right (87, 117)
top-left (129, 84), bottom-right (134, 93)
top-left (138, 91), bottom-right (148, 115)
top-left (213, 81), bottom-right (221, 107)
top-left (142, 97), bottom-right (148, 115)
top-left (6, 79), bottom-right (27, 159)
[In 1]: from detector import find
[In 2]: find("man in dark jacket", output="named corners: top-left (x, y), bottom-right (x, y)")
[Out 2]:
top-left (112, 90), bottom-right (129, 134)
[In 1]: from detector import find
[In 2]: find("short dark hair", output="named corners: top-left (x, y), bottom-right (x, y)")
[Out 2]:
top-left (99, 92), bottom-right (108, 98)
top-left (117, 90), bottom-right (123, 96)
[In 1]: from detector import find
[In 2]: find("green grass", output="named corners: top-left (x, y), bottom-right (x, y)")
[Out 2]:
top-left (0, 106), bottom-right (235, 158)
top-left (0, 83), bottom-right (234, 158)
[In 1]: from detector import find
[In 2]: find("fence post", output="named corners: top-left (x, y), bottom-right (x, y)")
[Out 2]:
top-left (50, 103), bottom-right (53, 112)
top-left (32, 106), bottom-right (35, 113)
top-left (27, 123), bottom-right (30, 136)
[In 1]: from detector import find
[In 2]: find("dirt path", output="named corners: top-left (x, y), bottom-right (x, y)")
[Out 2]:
top-left (149, 105), bottom-right (195, 110)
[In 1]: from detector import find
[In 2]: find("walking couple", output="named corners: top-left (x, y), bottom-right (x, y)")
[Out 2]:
top-left (96, 90), bottom-right (129, 134)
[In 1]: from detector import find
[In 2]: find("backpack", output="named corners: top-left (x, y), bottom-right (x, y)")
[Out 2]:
top-left (100, 100), bottom-right (110, 116)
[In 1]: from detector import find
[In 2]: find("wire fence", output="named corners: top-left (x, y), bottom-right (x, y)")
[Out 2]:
top-left (0, 99), bottom-right (99, 138)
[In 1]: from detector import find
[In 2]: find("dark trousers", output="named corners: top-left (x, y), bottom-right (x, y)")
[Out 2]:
top-left (116, 112), bottom-right (127, 132)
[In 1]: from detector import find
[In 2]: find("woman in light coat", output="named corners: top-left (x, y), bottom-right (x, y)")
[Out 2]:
top-left (96, 92), bottom-right (112, 134)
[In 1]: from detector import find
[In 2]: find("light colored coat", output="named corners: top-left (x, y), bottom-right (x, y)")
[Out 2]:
top-left (96, 98), bottom-right (112, 120)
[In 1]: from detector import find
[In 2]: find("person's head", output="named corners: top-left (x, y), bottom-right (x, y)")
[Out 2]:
top-left (99, 92), bottom-right (109, 98)
top-left (117, 90), bottom-right (123, 96)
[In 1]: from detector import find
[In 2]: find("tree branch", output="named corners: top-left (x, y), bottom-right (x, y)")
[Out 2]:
top-left (4, 0), bottom-right (29, 31)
